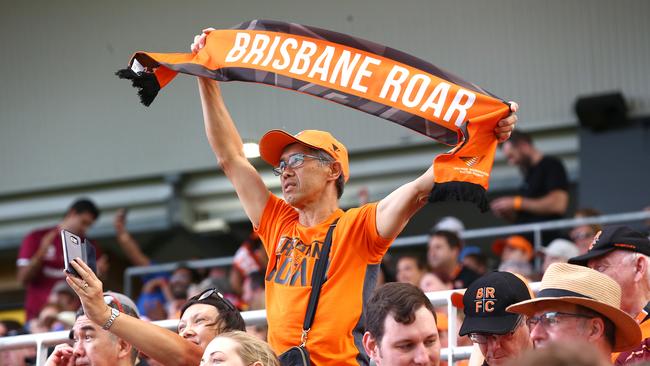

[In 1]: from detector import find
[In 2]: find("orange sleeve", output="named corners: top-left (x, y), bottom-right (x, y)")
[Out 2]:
top-left (342, 202), bottom-right (394, 263)
top-left (255, 193), bottom-right (298, 256)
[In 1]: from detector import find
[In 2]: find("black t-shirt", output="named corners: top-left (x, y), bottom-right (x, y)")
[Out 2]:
top-left (452, 265), bottom-right (480, 289)
top-left (516, 156), bottom-right (569, 224)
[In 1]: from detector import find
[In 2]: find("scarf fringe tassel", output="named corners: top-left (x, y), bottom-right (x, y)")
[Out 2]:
top-left (115, 69), bottom-right (160, 107)
top-left (429, 181), bottom-right (489, 212)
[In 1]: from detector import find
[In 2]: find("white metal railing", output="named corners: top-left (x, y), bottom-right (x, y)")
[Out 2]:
top-left (0, 284), bottom-right (544, 366)
top-left (122, 210), bottom-right (650, 297)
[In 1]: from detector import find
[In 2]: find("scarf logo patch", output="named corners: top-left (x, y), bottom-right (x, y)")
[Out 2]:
top-left (460, 155), bottom-right (485, 167)
top-left (589, 230), bottom-right (602, 251)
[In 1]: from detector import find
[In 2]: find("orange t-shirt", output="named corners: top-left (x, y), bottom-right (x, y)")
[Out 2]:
top-left (256, 194), bottom-right (394, 366)
top-left (613, 307), bottom-right (650, 365)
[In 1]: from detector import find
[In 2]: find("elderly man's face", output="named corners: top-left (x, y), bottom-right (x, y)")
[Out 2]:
top-left (71, 316), bottom-right (125, 366)
top-left (588, 251), bottom-right (637, 314)
top-left (366, 306), bottom-right (440, 366)
top-left (474, 318), bottom-right (532, 366)
top-left (527, 304), bottom-right (596, 349)
top-left (278, 144), bottom-right (333, 208)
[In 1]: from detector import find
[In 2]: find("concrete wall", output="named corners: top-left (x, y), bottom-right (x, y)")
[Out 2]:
top-left (2, 0), bottom-right (649, 195)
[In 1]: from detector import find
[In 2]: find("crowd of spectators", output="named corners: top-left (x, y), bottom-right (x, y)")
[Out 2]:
top-left (2, 30), bottom-right (650, 366)
top-left (5, 203), bottom-right (647, 366)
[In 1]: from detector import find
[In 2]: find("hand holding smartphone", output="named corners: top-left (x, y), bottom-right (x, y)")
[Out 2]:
top-left (61, 229), bottom-right (97, 276)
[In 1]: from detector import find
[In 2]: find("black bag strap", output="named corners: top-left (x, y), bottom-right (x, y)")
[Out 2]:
top-left (300, 218), bottom-right (339, 345)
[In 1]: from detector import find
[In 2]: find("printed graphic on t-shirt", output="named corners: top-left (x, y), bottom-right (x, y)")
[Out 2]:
top-left (266, 236), bottom-right (327, 287)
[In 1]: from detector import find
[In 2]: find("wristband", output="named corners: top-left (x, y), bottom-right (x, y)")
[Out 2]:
top-left (513, 196), bottom-right (523, 211)
top-left (102, 307), bottom-right (120, 330)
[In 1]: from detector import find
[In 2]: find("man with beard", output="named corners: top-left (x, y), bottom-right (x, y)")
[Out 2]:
top-left (167, 265), bottom-right (197, 318)
top-left (489, 131), bottom-right (569, 242)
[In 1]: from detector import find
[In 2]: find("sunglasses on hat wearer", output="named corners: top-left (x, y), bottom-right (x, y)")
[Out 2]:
top-left (196, 288), bottom-right (237, 312)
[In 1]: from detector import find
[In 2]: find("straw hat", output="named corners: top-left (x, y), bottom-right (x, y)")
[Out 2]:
top-left (506, 263), bottom-right (641, 352)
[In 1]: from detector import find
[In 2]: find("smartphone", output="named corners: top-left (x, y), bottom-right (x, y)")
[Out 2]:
top-left (61, 229), bottom-right (97, 277)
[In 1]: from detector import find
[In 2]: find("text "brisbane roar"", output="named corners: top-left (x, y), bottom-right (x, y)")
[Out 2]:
top-left (224, 32), bottom-right (477, 127)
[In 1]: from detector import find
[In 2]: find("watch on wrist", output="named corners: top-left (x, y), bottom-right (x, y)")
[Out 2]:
top-left (102, 307), bottom-right (120, 330)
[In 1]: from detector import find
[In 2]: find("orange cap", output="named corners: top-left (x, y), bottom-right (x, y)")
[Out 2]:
top-left (450, 289), bottom-right (466, 309)
top-left (492, 235), bottom-right (534, 261)
top-left (259, 129), bottom-right (349, 182)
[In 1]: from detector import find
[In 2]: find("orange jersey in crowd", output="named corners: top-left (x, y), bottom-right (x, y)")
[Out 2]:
top-left (256, 194), bottom-right (394, 366)
top-left (614, 306), bottom-right (650, 365)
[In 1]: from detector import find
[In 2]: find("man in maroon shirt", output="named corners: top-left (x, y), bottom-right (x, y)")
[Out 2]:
top-left (17, 199), bottom-right (102, 321)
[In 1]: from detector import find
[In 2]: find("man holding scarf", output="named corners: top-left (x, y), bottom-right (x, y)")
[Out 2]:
top-left (190, 28), bottom-right (518, 365)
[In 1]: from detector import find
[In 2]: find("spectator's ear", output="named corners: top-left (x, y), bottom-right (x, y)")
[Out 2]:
top-left (117, 339), bottom-right (132, 361)
top-left (362, 332), bottom-right (379, 360)
top-left (328, 161), bottom-right (343, 181)
top-left (586, 317), bottom-right (606, 343)
top-left (633, 255), bottom-right (648, 283)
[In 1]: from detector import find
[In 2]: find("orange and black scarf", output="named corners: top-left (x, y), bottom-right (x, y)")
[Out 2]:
top-left (118, 19), bottom-right (511, 211)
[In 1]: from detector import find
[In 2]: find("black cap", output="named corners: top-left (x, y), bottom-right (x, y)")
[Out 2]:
top-left (568, 225), bottom-right (650, 266)
top-left (458, 271), bottom-right (532, 336)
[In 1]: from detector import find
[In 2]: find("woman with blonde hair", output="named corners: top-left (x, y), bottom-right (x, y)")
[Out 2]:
top-left (201, 330), bottom-right (280, 366)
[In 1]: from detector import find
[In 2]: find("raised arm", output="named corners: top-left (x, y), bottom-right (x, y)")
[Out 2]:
top-left (113, 209), bottom-right (151, 267)
top-left (66, 259), bottom-right (203, 366)
top-left (193, 29), bottom-right (269, 227)
top-left (376, 102), bottom-right (518, 239)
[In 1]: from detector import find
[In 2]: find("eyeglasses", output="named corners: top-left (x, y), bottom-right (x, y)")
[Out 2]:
top-left (272, 153), bottom-right (329, 176)
top-left (526, 311), bottom-right (594, 329)
top-left (196, 288), bottom-right (237, 312)
top-left (468, 316), bottom-right (524, 345)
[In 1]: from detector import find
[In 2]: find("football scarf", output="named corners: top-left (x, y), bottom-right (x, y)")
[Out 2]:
top-left (118, 19), bottom-right (511, 211)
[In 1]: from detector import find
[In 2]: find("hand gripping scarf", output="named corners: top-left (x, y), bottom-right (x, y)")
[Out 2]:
top-left (117, 19), bottom-right (511, 211)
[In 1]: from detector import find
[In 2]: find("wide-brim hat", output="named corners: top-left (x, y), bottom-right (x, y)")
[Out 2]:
top-left (259, 129), bottom-right (349, 182)
top-left (506, 263), bottom-right (641, 352)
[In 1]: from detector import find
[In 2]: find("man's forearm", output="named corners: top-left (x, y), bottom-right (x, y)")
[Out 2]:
top-left (520, 190), bottom-right (569, 216)
top-left (376, 166), bottom-right (433, 239)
